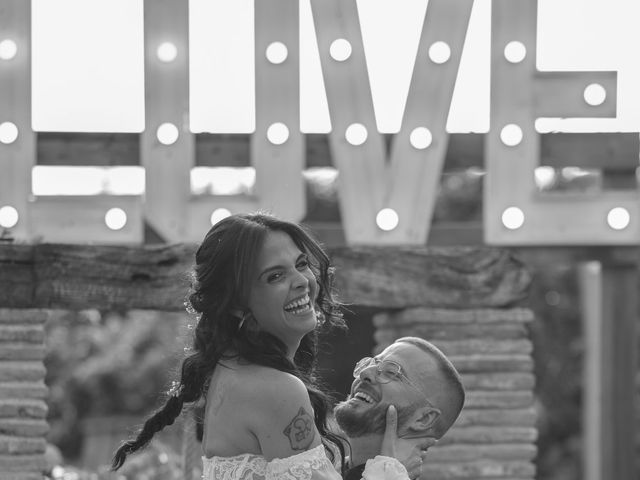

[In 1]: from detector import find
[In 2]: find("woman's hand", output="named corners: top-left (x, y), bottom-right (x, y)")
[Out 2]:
top-left (380, 405), bottom-right (437, 479)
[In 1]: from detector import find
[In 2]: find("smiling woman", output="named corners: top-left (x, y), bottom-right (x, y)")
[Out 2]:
top-left (111, 212), bottom-right (348, 471)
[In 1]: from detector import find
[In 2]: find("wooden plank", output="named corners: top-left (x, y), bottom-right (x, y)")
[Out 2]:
top-left (534, 71), bottom-right (617, 118)
top-left (491, 190), bottom-right (640, 245)
top-left (0, 436), bottom-right (46, 455)
top-left (374, 323), bottom-right (529, 341)
top-left (0, 244), bottom-right (530, 311)
top-left (251, 0), bottom-right (305, 221)
top-left (37, 132), bottom-right (139, 166)
top-left (444, 354), bottom-right (534, 373)
top-left (141, 0), bottom-right (193, 241)
top-left (425, 443), bottom-right (537, 462)
top-left (331, 246), bottom-right (532, 308)
top-left (0, 399), bottom-right (47, 419)
top-left (35, 131), bottom-right (639, 171)
top-left (460, 372), bottom-right (535, 390)
top-left (29, 196), bottom-right (143, 244)
top-left (384, 0), bottom-right (474, 243)
top-left (539, 132), bottom-right (639, 171)
top-left (196, 134), bottom-right (252, 168)
top-left (484, 0), bottom-right (537, 246)
top-left (438, 426), bottom-right (538, 445)
top-left (420, 460), bottom-right (535, 478)
top-left (426, 338), bottom-right (533, 356)
top-left (455, 408), bottom-right (537, 428)
top-left (511, 245), bottom-right (640, 267)
top-left (373, 307), bottom-right (534, 326)
top-left (309, 0), bottom-right (387, 244)
top-left (0, 454), bottom-right (47, 472)
top-left (599, 260), bottom-right (637, 480)
top-left (578, 262), bottom-right (603, 480)
top-left (0, 0), bottom-right (34, 241)
top-left (464, 390), bottom-right (533, 409)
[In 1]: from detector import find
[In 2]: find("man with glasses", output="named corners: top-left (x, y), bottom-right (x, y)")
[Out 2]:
top-left (335, 337), bottom-right (465, 480)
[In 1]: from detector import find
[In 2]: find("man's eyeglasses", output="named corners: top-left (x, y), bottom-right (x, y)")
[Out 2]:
top-left (353, 356), bottom-right (440, 411)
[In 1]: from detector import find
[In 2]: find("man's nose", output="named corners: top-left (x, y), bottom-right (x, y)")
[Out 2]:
top-left (358, 364), bottom-right (378, 383)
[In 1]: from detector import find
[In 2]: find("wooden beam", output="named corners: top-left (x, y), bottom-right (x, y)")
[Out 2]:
top-left (579, 262), bottom-right (604, 480)
top-left (539, 133), bottom-right (639, 171)
top-left (578, 257), bottom-right (638, 480)
top-left (251, 0), bottom-right (305, 220)
top-left (309, 0), bottom-right (388, 243)
top-left (141, 0), bottom-right (193, 241)
top-left (599, 258), bottom-right (638, 480)
top-left (36, 132), bottom-right (639, 171)
top-left (0, 0), bottom-right (34, 241)
top-left (36, 133), bottom-right (140, 166)
top-left (0, 244), bottom-right (531, 311)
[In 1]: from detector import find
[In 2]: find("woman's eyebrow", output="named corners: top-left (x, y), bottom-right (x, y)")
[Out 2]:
top-left (258, 264), bottom-right (284, 279)
top-left (258, 253), bottom-right (306, 279)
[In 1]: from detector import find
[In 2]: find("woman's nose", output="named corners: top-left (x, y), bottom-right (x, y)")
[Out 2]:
top-left (292, 269), bottom-right (310, 289)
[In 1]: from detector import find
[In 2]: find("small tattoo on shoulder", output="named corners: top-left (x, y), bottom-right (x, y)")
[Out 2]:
top-left (283, 407), bottom-right (315, 451)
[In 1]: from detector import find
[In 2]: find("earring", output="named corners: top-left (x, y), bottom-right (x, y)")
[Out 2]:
top-left (239, 311), bottom-right (251, 330)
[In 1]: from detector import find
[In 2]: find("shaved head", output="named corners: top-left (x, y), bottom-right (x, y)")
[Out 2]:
top-left (394, 337), bottom-right (465, 437)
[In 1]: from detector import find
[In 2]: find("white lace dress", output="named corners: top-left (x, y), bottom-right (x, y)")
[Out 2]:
top-left (202, 444), bottom-right (409, 480)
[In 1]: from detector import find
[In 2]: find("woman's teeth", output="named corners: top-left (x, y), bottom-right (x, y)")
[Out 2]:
top-left (284, 294), bottom-right (311, 314)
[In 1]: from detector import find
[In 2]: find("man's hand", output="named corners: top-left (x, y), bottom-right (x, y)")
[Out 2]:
top-left (380, 405), bottom-right (437, 479)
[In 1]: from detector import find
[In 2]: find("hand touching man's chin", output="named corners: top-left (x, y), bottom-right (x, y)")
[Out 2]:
top-left (334, 399), bottom-right (417, 438)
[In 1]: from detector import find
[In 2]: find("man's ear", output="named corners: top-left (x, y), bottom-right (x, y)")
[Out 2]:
top-left (402, 406), bottom-right (440, 438)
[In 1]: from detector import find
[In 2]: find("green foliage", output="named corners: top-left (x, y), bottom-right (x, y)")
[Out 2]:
top-left (524, 263), bottom-right (583, 480)
top-left (45, 310), bottom-right (190, 461)
top-left (46, 441), bottom-right (185, 480)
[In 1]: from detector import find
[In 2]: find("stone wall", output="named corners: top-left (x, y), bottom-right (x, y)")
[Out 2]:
top-left (0, 309), bottom-right (49, 479)
top-left (374, 308), bottom-right (536, 480)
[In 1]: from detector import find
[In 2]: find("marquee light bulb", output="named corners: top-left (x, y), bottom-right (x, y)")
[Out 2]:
top-left (501, 207), bottom-right (525, 230)
top-left (0, 39), bottom-right (17, 60)
top-left (105, 208), bottom-right (127, 231)
top-left (607, 207), bottom-right (630, 230)
top-left (0, 205), bottom-right (19, 228)
top-left (266, 42), bottom-right (288, 64)
top-left (211, 208), bottom-right (232, 226)
top-left (376, 208), bottom-right (399, 231)
top-left (157, 123), bottom-right (179, 145)
top-left (157, 42), bottom-right (178, 63)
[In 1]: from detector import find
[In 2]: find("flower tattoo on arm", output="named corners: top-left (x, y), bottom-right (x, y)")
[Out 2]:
top-left (283, 407), bottom-right (315, 451)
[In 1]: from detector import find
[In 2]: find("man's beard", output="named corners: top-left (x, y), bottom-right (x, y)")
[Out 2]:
top-left (334, 399), bottom-right (417, 438)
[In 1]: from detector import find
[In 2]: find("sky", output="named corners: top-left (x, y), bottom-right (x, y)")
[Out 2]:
top-left (30, 0), bottom-right (640, 134)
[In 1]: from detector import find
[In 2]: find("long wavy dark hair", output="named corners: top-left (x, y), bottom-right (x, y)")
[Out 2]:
top-left (112, 213), bottom-right (347, 470)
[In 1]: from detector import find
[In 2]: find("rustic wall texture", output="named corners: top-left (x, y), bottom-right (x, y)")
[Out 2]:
top-left (0, 309), bottom-right (49, 479)
top-left (0, 244), bottom-right (535, 479)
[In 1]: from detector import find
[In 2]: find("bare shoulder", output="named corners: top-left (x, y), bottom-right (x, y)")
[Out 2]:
top-left (247, 365), bottom-right (308, 394)
top-left (236, 365), bottom-right (321, 460)
top-left (203, 361), bottom-right (315, 457)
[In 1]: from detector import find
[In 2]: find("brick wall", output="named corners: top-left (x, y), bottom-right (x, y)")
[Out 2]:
top-left (374, 308), bottom-right (537, 480)
top-left (0, 309), bottom-right (49, 479)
